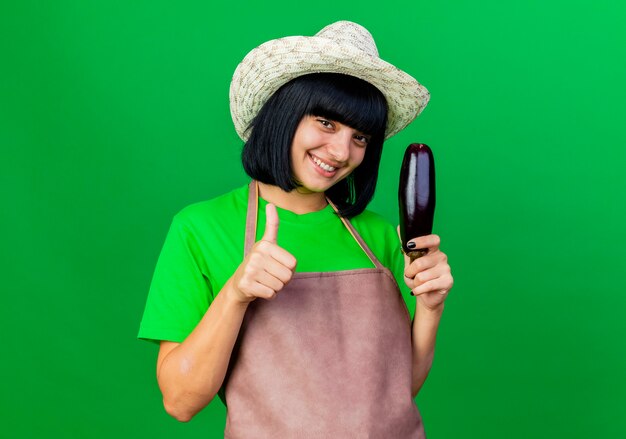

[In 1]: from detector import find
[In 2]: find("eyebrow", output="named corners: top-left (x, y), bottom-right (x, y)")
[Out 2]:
top-left (311, 114), bottom-right (374, 136)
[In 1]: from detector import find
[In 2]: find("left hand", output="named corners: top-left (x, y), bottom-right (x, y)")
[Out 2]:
top-left (398, 228), bottom-right (454, 312)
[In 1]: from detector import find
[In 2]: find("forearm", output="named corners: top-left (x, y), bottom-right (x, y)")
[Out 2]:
top-left (158, 278), bottom-right (249, 421)
top-left (410, 302), bottom-right (444, 398)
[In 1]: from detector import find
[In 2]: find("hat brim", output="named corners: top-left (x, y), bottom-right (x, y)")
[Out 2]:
top-left (230, 35), bottom-right (430, 141)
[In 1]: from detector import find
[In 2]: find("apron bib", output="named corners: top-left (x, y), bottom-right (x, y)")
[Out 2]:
top-left (223, 181), bottom-right (426, 438)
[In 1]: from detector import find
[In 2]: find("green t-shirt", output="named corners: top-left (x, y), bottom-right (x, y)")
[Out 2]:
top-left (138, 184), bottom-right (415, 344)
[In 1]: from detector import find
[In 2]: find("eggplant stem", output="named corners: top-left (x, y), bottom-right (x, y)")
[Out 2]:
top-left (405, 249), bottom-right (428, 263)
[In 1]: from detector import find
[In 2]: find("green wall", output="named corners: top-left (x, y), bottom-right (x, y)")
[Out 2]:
top-left (2, 1), bottom-right (625, 437)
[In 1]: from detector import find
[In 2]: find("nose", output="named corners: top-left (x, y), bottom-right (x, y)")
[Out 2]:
top-left (327, 132), bottom-right (352, 163)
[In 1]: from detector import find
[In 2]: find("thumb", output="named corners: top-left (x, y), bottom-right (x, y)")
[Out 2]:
top-left (262, 203), bottom-right (279, 243)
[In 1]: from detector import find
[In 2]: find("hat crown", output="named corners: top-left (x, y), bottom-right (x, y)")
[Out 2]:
top-left (315, 21), bottom-right (379, 58)
top-left (230, 21), bottom-right (429, 142)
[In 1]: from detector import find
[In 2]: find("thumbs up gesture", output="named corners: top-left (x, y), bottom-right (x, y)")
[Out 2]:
top-left (229, 204), bottom-right (297, 304)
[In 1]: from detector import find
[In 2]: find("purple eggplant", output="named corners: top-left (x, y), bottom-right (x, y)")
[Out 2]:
top-left (398, 143), bottom-right (436, 260)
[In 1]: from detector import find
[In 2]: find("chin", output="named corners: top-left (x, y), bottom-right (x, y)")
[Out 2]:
top-left (295, 171), bottom-right (349, 194)
top-left (296, 182), bottom-right (330, 194)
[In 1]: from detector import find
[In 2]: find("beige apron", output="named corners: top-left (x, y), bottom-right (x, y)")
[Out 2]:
top-left (223, 181), bottom-right (426, 438)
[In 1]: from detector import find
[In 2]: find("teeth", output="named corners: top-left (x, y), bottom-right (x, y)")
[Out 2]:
top-left (312, 156), bottom-right (337, 172)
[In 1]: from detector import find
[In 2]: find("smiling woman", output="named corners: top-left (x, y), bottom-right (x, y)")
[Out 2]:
top-left (138, 20), bottom-right (453, 438)
top-left (293, 115), bottom-right (368, 184)
top-left (242, 72), bottom-right (388, 217)
top-left (295, 114), bottom-right (370, 185)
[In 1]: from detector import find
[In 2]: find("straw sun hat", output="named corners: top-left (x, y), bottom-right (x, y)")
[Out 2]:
top-left (229, 20), bottom-right (430, 141)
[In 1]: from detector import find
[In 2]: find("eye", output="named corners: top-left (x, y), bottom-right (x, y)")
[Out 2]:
top-left (316, 118), bottom-right (334, 129)
top-left (354, 134), bottom-right (371, 146)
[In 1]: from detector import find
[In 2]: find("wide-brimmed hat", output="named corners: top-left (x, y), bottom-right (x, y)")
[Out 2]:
top-left (229, 20), bottom-right (430, 141)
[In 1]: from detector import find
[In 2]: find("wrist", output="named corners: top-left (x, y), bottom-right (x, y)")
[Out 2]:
top-left (415, 300), bottom-right (445, 317)
top-left (223, 278), bottom-right (253, 308)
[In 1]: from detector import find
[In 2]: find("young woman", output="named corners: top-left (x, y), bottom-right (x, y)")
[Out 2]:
top-left (139, 21), bottom-right (453, 438)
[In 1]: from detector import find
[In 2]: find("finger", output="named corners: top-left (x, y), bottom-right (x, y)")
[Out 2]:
top-left (404, 252), bottom-right (445, 279)
top-left (268, 245), bottom-right (297, 271)
top-left (264, 257), bottom-right (296, 284)
top-left (262, 203), bottom-right (279, 244)
top-left (248, 281), bottom-right (278, 300)
top-left (255, 270), bottom-right (287, 294)
top-left (411, 276), bottom-right (453, 297)
top-left (406, 234), bottom-right (441, 253)
top-left (237, 274), bottom-right (276, 299)
top-left (410, 263), bottom-right (450, 286)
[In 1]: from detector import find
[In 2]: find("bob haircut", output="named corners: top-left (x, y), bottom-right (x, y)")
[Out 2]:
top-left (241, 73), bottom-right (388, 218)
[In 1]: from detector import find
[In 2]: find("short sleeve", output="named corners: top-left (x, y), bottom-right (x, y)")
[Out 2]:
top-left (137, 213), bottom-right (212, 344)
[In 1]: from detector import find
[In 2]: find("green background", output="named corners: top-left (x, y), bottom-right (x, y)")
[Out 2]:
top-left (2, 0), bottom-right (625, 437)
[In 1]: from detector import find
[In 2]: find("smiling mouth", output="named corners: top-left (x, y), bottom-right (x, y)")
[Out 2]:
top-left (310, 154), bottom-right (337, 172)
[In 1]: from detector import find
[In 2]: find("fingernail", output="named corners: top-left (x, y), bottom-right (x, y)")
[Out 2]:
top-left (407, 242), bottom-right (416, 249)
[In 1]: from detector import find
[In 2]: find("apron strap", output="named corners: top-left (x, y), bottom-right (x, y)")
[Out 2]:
top-left (244, 180), bottom-right (383, 269)
top-left (244, 180), bottom-right (259, 257)
top-left (325, 198), bottom-right (383, 269)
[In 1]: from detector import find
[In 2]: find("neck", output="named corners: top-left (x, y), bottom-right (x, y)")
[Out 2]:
top-left (256, 182), bottom-right (328, 214)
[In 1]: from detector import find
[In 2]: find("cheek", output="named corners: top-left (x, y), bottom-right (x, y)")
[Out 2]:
top-left (352, 148), bottom-right (367, 167)
top-left (291, 136), bottom-right (314, 160)
top-left (293, 125), bottom-right (319, 146)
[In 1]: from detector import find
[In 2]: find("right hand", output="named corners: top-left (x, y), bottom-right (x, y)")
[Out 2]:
top-left (229, 203), bottom-right (297, 304)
